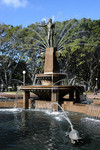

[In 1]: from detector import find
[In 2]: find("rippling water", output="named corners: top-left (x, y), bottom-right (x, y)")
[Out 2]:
top-left (0, 109), bottom-right (100, 150)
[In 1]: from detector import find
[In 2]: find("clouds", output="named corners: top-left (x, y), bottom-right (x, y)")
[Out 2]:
top-left (2, 0), bottom-right (28, 8)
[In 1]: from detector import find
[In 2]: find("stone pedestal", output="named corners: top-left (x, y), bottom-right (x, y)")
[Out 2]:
top-left (44, 47), bottom-right (59, 74)
top-left (20, 46), bottom-right (84, 109)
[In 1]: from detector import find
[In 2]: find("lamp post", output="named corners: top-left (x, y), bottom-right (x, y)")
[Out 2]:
top-left (23, 71), bottom-right (26, 86)
top-left (96, 78), bottom-right (98, 88)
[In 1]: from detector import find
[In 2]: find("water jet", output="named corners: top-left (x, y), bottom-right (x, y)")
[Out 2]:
top-left (20, 19), bottom-right (84, 109)
top-left (0, 19), bottom-right (100, 149)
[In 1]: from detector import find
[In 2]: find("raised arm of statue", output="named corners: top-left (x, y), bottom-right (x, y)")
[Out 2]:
top-left (38, 19), bottom-right (55, 47)
top-left (38, 24), bottom-right (47, 27)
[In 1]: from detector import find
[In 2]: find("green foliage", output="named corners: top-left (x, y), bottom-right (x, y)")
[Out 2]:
top-left (0, 18), bottom-right (100, 90)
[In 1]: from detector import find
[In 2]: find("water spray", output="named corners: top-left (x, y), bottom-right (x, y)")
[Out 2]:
top-left (50, 102), bottom-right (82, 144)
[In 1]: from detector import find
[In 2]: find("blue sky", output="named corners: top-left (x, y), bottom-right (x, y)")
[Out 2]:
top-left (0, 0), bottom-right (100, 27)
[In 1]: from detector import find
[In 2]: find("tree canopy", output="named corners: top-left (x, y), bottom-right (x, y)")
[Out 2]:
top-left (0, 18), bottom-right (100, 91)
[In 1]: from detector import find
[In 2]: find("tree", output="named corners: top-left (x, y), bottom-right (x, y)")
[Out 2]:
top-left (0, 18), bottom-right (100, 90)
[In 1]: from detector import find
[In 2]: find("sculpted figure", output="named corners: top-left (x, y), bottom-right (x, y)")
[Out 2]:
top-left (38, 19), bottom-right (55, 47)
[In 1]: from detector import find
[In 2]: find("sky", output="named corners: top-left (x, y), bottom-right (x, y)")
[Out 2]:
top-left (0, 0), bottom-right (100, 27)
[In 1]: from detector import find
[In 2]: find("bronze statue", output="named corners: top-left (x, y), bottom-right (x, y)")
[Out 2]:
top-left (38, 19), bottom-right (55, 47)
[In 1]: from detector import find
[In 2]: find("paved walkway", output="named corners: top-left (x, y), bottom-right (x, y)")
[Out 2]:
top-left (87, 92), bottom-right (100, 100)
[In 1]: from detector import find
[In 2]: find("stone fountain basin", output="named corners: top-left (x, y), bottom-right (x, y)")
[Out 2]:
top-left (20, 85), bottom-right (84, 100)
top-left (36, 73), bottom-right (66, 85)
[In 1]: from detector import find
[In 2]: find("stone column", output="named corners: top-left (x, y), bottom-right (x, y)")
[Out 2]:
top-left (69, 91), bottom-right (74, 100)
top-left (51, 89), bottom-right (58, 110)
top-left (29, 99), bottom-right (32, 109)
top-left (44, 47), bottom-right (59, 74)
top-left (23, 91), bottom-right (30, 109)
top-left (75, 89), bottom-right (80, 103)
top-left (51, 92), bottom-right (57, 102)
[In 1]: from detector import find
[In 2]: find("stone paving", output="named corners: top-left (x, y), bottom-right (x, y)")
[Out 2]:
top-left (87, 92), bottom-right (100, 100)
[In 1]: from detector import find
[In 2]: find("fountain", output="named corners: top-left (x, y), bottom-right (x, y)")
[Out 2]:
top-left (49, 102), bottom-right (82, 144)
top-left (20, 19), bottom-right (84, 109)
top-left (0, 19), bottom-right (100, 149)
top-left (0, 109), bottom-right (100, 149)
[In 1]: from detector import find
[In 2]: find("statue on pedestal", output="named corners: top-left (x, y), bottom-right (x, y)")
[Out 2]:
top-left (38, 19), bottom-right (55, 47)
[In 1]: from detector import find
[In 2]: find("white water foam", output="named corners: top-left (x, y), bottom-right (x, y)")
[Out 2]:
top-left (0, 108), bottom-right (23, 112)
top-left (82, 117), bottom-right (100, 123)
top-left (54, 116), bottom-right (63, 121)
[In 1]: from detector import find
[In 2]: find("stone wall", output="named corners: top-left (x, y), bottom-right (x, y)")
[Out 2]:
top-left (35, 100), bottom-right (88, 114)
top-left (93, 99), bottom-right (100, 105)
top-left (62, 101), bottom-right (89, 114)
top-left (0, 99), bottom-right (23, 108)
top-left (35, 100), bottom-right (100, 117)
top-left (86, 105), bottom-right (100, 117)
top-left (0, 99), bottom-right (100, 118)
top-left (62, 101), bottom-right (100, 117)
top-left (35, 100), bottom-right (58, 110)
